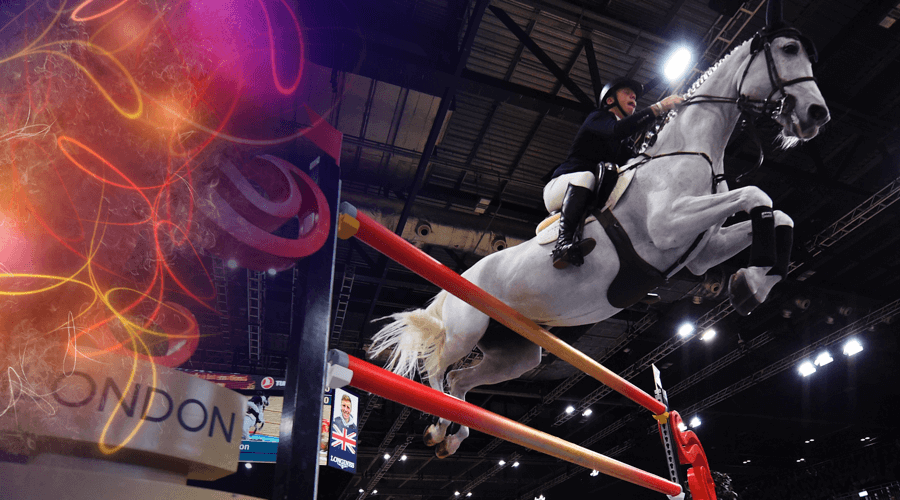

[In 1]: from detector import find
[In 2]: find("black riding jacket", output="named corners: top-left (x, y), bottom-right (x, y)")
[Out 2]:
top-left (547, 107), bottom-right (656, 180)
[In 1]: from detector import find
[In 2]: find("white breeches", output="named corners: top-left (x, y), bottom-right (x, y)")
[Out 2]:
top-left (543, 171), bottom-right (597, 213)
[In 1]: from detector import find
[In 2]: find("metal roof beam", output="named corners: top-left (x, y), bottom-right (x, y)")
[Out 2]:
top-left (489, 5), bottom-right (594, 107)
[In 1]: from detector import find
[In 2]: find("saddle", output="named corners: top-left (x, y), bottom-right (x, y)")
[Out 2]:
top-left (536, 166), bottom-right (667, 309)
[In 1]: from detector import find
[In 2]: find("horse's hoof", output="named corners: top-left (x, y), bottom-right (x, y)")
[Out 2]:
top-left (423, 425), bottom-right (440, 447)
top-left (435, 441), bottom-right (453, 459)
top-left (728, 271), bottom-right (761, 316)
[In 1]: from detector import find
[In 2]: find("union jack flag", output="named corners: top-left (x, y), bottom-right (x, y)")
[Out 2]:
top-left (331, 425), bottom-right (357, 454)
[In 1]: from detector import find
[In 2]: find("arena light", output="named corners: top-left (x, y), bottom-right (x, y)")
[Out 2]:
top-left (244, 463), bottom-right (252, 469)
top-left (582, 408), bottom-right (593, 417)
top-left (590, 470), bottom-right (600, 477)
top-left (466, 493), bottom-right (472, 497)
top-left (512, 461), bottom-right (520, 468)
top-left (678, 323), bottom-right (695, 337)
top-left (689, 416), bottom-right (701, 428)
top-left (742, 460), bottom-right (751, 464)
top-left (373, 491), bottom-right (378, 495)
top-left (798, 361), bottom-right (816, 377)
top-left (677, 422), bottom-right (687, 432)
top-left (383, 453), bottom-right (390, 460)
top-left (859, 490), bottom-right (869, 497)
top-left (400, 454), bottom-right (407, 461)
top-left (267, 268), bottom-right (277, 276)
top-left (499, 460), bottom-right (506, 466)
top-left (454, 492), bottom-right (460, 497)
top-left (227, 258), bottom-right (239, 269)
top-left (814, 351), bottom-right (833, 367)
top-left (796, 458), bottom-right (805, 463)
top-left (700, 328), bottom-right (716, 342)
top-left (360, 490), bottom-right (365, 494)
top-left (664, 47), bottom-right (693, 82)
top-left (565, 405), bottom-right (575, 414)
top-left (843, 339), bottom-right (863, 356)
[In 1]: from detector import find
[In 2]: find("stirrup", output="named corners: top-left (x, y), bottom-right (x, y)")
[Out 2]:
top-left (552, 238), bottom-right (596, 269)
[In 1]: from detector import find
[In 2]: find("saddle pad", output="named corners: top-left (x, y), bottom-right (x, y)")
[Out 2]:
top-left (606, 164), bottom-right (636, 211)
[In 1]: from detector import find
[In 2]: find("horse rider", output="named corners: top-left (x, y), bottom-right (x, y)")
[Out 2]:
top-left (544, 78), bottom-right (685, 269)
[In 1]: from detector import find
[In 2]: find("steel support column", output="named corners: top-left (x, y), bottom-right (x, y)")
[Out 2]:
top-left (271, 153), bottom-right (340, 500)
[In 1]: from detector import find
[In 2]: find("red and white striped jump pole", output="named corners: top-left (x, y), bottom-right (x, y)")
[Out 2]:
top-left (338, 203), bottom-right (667, 416)
top-left (335, 350), bottom-right (682, 497)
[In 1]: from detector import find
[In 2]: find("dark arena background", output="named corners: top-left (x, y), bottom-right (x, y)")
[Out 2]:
top-left (1, 0), bottom-right (899, 499)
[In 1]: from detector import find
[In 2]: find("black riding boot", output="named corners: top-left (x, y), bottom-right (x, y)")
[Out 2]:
top-left (552, 184), bottom-right (597, 269)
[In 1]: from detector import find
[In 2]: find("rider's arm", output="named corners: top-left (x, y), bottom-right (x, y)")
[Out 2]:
top-left (612, 107), bottom-right (657, 137)
top-left (581, 108), bottom-right (656, 140)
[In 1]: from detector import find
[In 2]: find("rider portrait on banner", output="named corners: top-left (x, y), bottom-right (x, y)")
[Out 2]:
top-left (543, 79), bottom-right (684, 269)
top-left (332, 393), bottom-right (358, 435)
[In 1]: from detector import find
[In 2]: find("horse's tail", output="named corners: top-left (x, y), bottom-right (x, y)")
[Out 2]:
top-left (368, 291), bottom-right (448, 381)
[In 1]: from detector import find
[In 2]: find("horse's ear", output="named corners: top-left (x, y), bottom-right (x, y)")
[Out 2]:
top-left (766, 0), bottom-right (784, 28)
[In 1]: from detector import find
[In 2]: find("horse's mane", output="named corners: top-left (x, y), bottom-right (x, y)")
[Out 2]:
top-left (638, 38), bottom-right (752, 153)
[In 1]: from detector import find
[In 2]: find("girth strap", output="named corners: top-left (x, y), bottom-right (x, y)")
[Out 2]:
top-left (597, 209), bottom-right (706, 309)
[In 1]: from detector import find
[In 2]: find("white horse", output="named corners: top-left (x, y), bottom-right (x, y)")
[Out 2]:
top-left (369, 6), bottom-right (828, 458)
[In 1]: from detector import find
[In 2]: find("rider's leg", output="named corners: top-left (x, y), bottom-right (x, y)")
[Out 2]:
top-left (544, 171), bottom-right (599, 269)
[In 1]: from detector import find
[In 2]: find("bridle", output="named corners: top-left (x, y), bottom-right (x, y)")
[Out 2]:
top-left (686, 27), bottom-right (818, 120)
top-left (639, 27), bottom-right (819, 184)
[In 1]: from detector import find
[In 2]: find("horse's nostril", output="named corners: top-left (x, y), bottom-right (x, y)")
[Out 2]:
top-left (808, 104), bottom-right (829, 123)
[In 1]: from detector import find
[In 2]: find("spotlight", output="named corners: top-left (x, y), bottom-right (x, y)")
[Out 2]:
top-left (244, 463), bottom-right (252, 469)
top-left (498, 460), bottom-right (506, 466)
top-left (590, 470), bottom-right (600, 477)
top-left (743, 460), bottom-right (751, 464)
top-left (678, 323), bottom-right (695, 337)
top-left (360, 490), bottom-right (365, 493)
top-left (383, 453), bottom-right (390, 460)
top-left (859, 490), bottom-right (869, 497)
top-left (267, 268), bottom-right (277, 276)
top-left (512, 461), bottom-right (520, 468)
top-left (798, 361), bottom-right (816, 377)
top-left (814, 351), bottom-right (833, 367)
top-left (796, 458), bottom-right (805, 463)
top-left (843, 339), bottom-right (863, 356)
top-left (455, 493), bottom-right (460, 497)
top-left (466, 493), bottom-right (472, 497)
top-left (677, 422), bottom-right (688, 432)
top-left (689, 416), bottom-right (701, 428)
top-left (664, 47), bottom-right (693, 82)
top-left (582, 409), bottom-right (593, 417)
top-left (804, 439), bottom-right (815, 444)
top-left (373, 490), bottom-right (378, 495)
top-left (227, 258), bottom-right (238, 269)
top-left (565, 405), bottom-right (575, 414)
top-left (700, 328), bottom-right (716, 341)
top-left (400, 454), bottom-right (407, 461)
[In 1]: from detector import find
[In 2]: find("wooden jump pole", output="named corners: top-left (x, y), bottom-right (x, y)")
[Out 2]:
top-left (338, 204), bottom-right (667, 416)
top-left (344, 353), bottom-right (682, 496)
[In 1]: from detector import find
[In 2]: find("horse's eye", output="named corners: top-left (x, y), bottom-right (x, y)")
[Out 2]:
top-left (783, 43), bottom-right (800, 55)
